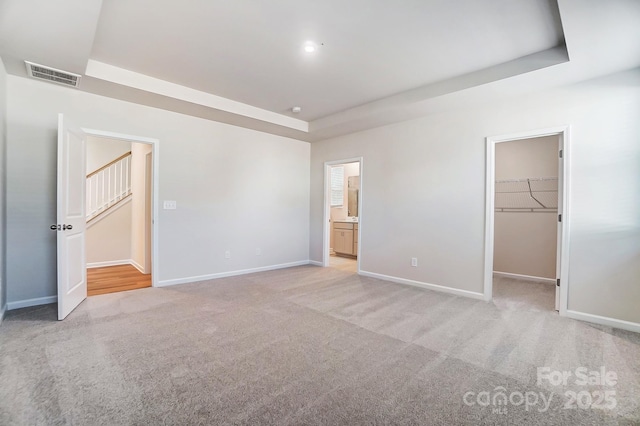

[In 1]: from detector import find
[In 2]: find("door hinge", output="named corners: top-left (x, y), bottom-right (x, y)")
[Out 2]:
top-left (556, 278), bottom-right (560, 287)
top-left (559, 149), bottom-right (563, 158)
top-left (558, 214), bottom-right (562, 222)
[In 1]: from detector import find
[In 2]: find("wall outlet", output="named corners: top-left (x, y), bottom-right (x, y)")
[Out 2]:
top-left (411, 257), bottom-right (418, 267)
top-left (163, 200), bottom-right (177, 210)
top-left (225, 250), bottom-right (231, 259)
top-left (256, 248), bottom-right (261, 256)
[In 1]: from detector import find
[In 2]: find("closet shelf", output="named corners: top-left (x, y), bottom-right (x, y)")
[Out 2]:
top-left (495, 177), bottom-right (558, 212)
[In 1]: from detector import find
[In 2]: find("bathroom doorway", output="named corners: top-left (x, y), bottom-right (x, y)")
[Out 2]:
top-left (323, 158), bottom-right (363, 273)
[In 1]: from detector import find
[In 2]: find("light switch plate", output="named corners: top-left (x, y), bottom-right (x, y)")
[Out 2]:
top-left (163, 200), bottom-right (177, 210)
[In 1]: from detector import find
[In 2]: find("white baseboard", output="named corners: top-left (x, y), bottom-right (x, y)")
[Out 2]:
top-left (493, 271), bottom-right (556, 284)
top-left (157, 260), bottom-right (311, 287)
top-left (87, 259), bottom-right (150, 275)
top-left (7, 296), bottom-right (57, 311)
top-left (130, 259), bottom-right (147, 274)
top-left (87, 260), bottom-right (132, 269)
top-left (309, 260), bottom-right (323, 266)
top-left (566, 310), bottom-right (640, 334)
top-left (359, 270), bottom-right (485, 300)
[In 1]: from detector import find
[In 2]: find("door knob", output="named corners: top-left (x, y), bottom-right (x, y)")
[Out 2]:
top-left (63, 224), bottom-right (73, 230)
top-left (50, 224), bottom-right (60, 230)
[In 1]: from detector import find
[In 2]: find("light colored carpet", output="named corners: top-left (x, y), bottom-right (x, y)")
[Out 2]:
top-left (0, 266), bottom-right (638, 425)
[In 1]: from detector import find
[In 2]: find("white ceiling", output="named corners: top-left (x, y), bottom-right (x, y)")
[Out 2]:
top-left (1, 0), bottom-right (639, 141)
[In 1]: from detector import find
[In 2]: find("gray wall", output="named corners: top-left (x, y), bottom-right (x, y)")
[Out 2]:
top-left (0, 58), bottom-right (6, 318)
top-left (5, 75), bottom-right (310, 304)
top-left (310, 68), bottom-right (640, 324)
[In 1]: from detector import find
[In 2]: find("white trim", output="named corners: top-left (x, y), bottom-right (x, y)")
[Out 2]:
top-left (566, 310), bottom-right (640, 334)
top-left (7, 296), bottom-right (57, 310)
top-left (81, 128), bottom-right (159, 145)
top-left (493, 271), bottom-right (556, 284)
top-left (130, 259), bottom-right (145, 274)
top-left (309, 260), bottom-right (323, 266)
top-left (82, 128), bottom-right (160, 288)
top-left (86, 259), bottom-right (148, 275)
top-left (86, 195), bottom-right (132, 229)
top-left (484, 126), bottom-right (571, 314)
top-left (359, 270), bottom-right (485, 300)
top-left (322, 157), bottom-right (363, 275)
top-left (87, 260), bottom-right (132, 269)
top-left (0, 304), bottom-right (6, 323)
top-left (156, 261), bottom-right (311, 287)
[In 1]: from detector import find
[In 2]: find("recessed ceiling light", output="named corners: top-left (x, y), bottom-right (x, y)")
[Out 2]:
top-left (292, 106), bottom-right (302, 114)
top-left (303, 41), bottom-right (318, 53)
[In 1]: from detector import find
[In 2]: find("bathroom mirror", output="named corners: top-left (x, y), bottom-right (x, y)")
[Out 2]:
top-left (348, 176), bottom-right (360, 217)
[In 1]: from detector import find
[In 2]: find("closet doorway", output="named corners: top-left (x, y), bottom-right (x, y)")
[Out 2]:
top-left (485, 127), bottom-right (570, 314)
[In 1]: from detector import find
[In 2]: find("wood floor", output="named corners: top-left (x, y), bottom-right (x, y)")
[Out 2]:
top-left (329, 254), bottom-right (357, 273)
top-left (87, 264), bottom-right (151, 296)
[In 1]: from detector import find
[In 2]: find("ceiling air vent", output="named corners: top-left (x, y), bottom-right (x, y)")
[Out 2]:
top-left (25, 61), bottom-right (81, 88)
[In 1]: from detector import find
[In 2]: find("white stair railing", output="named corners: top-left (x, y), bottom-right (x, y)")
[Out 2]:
top-left (86, 152), bottom-right (132, 222)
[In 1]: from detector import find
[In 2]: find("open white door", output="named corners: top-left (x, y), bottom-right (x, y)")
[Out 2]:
top-left (555, 137), bottom-right (564, 311)
top-left (56, 114), bottom-right (87, 320)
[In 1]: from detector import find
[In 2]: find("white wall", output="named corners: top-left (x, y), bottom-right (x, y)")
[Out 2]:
top-left (5, 75), bottom-right (310, 303)
top-left (130, 142), bottom-right (152, 273)
top-left (0, 58), bottom-right (7, 319)
top-left (86, 201), bottom-right (132, 265)
top-left (310, 68), bottom-right (640, 325)
top-left (86, 135), bottom-right (131, 174)
top-left (494, 136), bottom-right (558, 279)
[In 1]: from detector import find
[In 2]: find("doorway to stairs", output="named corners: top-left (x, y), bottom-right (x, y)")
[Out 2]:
top-left (84, 135), bottom-right (154, 296)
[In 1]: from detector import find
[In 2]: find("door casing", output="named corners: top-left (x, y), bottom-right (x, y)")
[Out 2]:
top-left (484, 126), bottom-right (571, 315)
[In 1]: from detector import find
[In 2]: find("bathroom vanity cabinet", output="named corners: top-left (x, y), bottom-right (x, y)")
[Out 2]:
top-left (333, 221), bottom-right (358, 257)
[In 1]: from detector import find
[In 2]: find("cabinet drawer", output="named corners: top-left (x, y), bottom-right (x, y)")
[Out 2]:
top-left (334, 222), bottom-right (354, 230)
